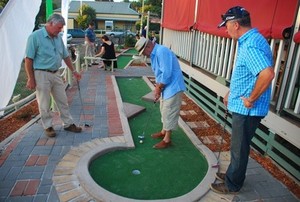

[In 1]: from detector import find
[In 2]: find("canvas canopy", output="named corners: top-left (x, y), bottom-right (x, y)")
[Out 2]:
top-left (0, 0), bottom-right (70, 115)
top-left (162, 0), bottom-right (298, 39)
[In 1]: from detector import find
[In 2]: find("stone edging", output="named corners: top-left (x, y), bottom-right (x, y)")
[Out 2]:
top-left (52, 76), bottom-right (218, 202)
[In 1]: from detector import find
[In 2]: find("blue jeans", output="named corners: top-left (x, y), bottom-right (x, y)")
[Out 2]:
top-left (225, 113), bottom-right (263, 192)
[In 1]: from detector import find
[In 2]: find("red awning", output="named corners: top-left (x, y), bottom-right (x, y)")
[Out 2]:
top-left (162, 0), bottom-right (298, 39)
top-left (294, 31), bottom-right (300, 43)
top-left (271, 0), bottom-right (298, 39)
top-left (194, 0), bottom-right (276, 38)
top-left (161, 0), bottom-right (196, 31)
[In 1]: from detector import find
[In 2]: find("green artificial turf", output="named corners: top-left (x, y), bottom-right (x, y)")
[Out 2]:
top-left (117, 55), bottom-right (134, 69)
top-left (89, 77), bottom-right (208, 200)
top-left (123, 48), bottom-right (138, 54)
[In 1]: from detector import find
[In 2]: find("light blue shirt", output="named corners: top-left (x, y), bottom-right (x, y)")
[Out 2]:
top-left (150, 44), bottom-right (186, 100)
top-left (25, 27), bottom-right (69, 71)
top-left (228, 28), bottom-right (273, 116)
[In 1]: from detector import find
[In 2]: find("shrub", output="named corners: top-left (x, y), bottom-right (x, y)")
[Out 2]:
top-left (125, 36), bottom-right (136, 47)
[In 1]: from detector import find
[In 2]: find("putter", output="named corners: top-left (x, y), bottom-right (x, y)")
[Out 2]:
top-left (139, 101), bottom-right (157, 139)
top-left (76, 80), bottom-right (91, 127)
top-left (212, 109), bottom-right (228, 168)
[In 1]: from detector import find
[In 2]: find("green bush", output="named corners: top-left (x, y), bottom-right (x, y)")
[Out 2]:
top-left (125, 36), bottom-right (136, 47)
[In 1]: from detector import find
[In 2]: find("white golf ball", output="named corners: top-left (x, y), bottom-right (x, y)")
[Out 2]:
top-left (139, 140), bottom-right (143, 144)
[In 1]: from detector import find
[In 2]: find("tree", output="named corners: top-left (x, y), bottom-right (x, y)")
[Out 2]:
top-left (76, 4), bottom-right (96, 29)
top-left (147, 0), bottom-right (162, 17)
top-left (0, 0), bottom-right (9, 10)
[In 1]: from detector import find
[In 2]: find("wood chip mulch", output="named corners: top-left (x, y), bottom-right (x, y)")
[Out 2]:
top-left (180, 95), bottom-right (299, 198)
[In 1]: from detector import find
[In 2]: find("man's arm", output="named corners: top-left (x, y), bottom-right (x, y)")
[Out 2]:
top-left (24, 57), bottom-right (36, 90)
top-left (223, 91), bottom-right (229, 108)
top-left (242, 67), bottom-right (275, 108)
top-left (64, 56), bottom-right (82, 80)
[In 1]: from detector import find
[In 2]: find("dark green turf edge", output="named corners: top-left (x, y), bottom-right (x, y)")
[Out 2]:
top-left (89, 77), bottom-right (208, 200)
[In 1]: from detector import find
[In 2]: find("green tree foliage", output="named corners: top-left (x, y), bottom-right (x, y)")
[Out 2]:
top-left (125, 35), bottom-right (136, 47)
top-left (76, 4), bottom-right (96, 29)
top-left (131, 0), bottom-right (161, 33)
top-left (147, 0), bottom-right (161, 17)
top-left (0, 0), bottom-right (9, 10)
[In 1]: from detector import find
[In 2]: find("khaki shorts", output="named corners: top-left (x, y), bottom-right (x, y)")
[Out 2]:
top-left (160, 92), bottom-right (183, 131)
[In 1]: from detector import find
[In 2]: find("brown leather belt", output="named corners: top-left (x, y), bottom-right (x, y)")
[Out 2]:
top-left (35, 69), bottom-right (58, 73)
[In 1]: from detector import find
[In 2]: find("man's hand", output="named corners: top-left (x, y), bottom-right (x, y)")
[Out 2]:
top-left (73, 71), bottom-right (82, 80)
top-left (26, 79), bottom-right (36, 90)
top-left (154, 85), bottom-right (162, 102)
top-left (241, 97), bottom-right (253, 108)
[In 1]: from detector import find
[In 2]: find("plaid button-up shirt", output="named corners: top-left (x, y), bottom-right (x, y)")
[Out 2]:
top-left (228, 28), bottom-right (273, 116)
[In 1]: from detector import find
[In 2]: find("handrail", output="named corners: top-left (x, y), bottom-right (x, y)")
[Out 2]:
top-left (0, 46), bottom-right (81, 117)
top-left (0, 92), bottom-right (36, 117)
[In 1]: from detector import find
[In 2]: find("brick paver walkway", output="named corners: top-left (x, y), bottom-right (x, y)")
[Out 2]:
top-left (0, 63), bottom-right (298, 202)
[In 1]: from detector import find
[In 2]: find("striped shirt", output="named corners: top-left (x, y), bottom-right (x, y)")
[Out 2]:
top-left (228, 28), bottom-right (273, 116)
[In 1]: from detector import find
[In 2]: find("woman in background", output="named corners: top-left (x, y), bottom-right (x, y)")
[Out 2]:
top-left (95, 35), bottom-right (117, 70)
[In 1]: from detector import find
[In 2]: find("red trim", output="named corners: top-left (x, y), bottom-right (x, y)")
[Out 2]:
top-left (294, 31), bottom-right (300, 43)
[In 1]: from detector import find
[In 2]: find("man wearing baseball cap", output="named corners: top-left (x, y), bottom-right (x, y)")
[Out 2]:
top-left (211, 6), bottom-right (275, 194)
top-left (135, 37), bottom-right (186, 149)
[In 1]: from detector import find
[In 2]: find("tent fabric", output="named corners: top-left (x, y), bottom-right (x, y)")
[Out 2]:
top-left (161, 0), bottom-right (196, 31)
top-left (0, 0), bottom-right (42, 115)
top-left (162, 0), bottom-right (298, 39)
top-left (294, 31), bottom-right (300, 43)
top-left (195, 0), bottom-right (277, 38)
top-left (271, 0), bottom-right (299, 39)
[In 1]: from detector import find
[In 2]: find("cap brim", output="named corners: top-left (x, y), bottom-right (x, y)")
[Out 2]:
top-left (218, 21), bottom-right (226, 28)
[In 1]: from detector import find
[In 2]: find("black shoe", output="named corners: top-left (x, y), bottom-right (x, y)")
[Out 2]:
top-left (64, 124), bottom-right (82, 133)
top-left (45, 127), bottom-right (56, 137)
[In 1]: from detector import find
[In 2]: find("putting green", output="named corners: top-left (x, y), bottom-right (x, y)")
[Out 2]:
top-left (89, 77), bottom-right (208, 200)
top-left (117, 55), bottom-right (133, 69)
top-left (123, 48), bottom-right (138, 54)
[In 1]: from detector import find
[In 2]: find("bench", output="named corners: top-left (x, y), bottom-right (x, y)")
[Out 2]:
top-left (84, 56), bottom-right (117, 72)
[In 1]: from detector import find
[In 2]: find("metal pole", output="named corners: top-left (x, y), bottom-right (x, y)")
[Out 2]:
top-left (146, 11), bottom-right (150, 39)
top-left (140, 0), bottom-right (144, 34)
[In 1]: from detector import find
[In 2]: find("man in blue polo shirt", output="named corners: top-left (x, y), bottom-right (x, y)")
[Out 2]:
top-left (210, 6), bottom-right (275, 194)
top-left (135, 37), bottom-right (186, 149)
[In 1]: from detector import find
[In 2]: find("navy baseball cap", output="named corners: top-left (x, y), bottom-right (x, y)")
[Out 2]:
top-left (218, 6), bottom-right (250, 28)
